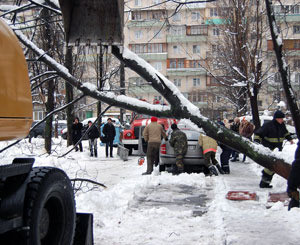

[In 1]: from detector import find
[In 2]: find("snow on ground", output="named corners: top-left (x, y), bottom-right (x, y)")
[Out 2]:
top-left (0, 138), bottom-right (300, 244)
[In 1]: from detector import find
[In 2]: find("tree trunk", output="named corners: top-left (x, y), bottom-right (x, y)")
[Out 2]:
top-left (41, 9), bottom-right (54, 154)
top-left (64, 46), bottom-right (74, 146)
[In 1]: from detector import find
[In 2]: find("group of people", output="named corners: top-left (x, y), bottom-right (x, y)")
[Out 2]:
top-left (71, 117), bottom-right (116, 158)
top-left (142, 111), bottom-right (294, 192)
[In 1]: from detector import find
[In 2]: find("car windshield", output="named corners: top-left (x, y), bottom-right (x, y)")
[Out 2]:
top-left (182, 130), bottom-right (200, 141)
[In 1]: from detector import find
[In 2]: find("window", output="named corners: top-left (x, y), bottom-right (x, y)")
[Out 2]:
top-left (135, 77), bottom-right (144, 86)
top-left (293, 26), bottom-right (300, 34)
top-left (33, 111), bottom-right (44, 121)
top-left (258, 100), bottom-right (262, 106)
top-left (130, 43), bottom-right (165, 53)
top-left (295, 73), bottom-right (300, 83)
top-left (134, 30), bottom-right (142, 39)
top-left (193, 45), bottom-right (201, 54)
top-left (294, 59), bottom-right (300, 69)
top-left (190, 60), bottom-right (202, 68)
top-left (153, 29), bottom-right (162, 39)
top-left (213, 28), bottom-right (220, 36)
top-left (191, 12), bottom-right (201, 21)
top-left (173, 45), bottom-right (180, 54)
top-left (152, 11), bottom-right (163, 20)
top-left (132, 11), bottom-right (142, 20)
top-left (153, 0), bottom-right (161, 4)
top-left (193, 78), bottom-right (200, 86)
top-left (174, 78), bottom-right (181, 87)
top-left (135, 0), bottom-right (141, 6)
top-left (210, 8), bottom-right (219, 17)
top-left (170, 26), bottom-right (185, 36)
top-left (153, 62), bottom-right (162, 71)
top-left (169, 59), bottom-right (185, 68)
top-left (172, 12), bottom-right (181, 22)
top-left (190, 25), bottom-right (207, 35)
top-left (291, 5), bottom-right (300, 14)
top-left (294, 41), bottom-right (300, 49)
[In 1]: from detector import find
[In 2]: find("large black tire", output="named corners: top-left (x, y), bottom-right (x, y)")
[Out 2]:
top-left (24, 167), bottom-right (76, 245)
top-left (128, 148), bottom-right (133, 156)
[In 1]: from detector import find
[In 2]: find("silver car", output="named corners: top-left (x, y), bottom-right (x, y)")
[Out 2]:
top-left (159, 126), bottom-right (205, 173)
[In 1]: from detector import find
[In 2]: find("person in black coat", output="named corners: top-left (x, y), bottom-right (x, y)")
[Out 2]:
top-left (103, 118), bottom-right (116, 157)
top-left (287, 143), bottom-right (300, 210)
top-left (72, 117), bottom-right (83, 152)
top-left (87, 121), bottom-right (100, 157)
top-left (254, 110), bottom-right (294, 188)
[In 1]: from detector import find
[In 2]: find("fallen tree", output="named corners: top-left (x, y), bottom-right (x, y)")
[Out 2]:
top-left (12, 26), bottom-right (293, 180)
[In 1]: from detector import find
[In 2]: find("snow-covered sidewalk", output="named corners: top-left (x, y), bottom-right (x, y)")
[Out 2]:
top-left (1, 138), bottom-right (300, 244)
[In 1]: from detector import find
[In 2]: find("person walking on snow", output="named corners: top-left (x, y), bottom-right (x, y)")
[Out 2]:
top-left (254, 110), bottom-right (294, 188)
top-left (72, 117), bottom-right (83, 152)
top-left (87, 121), bottom-right (100, 157)
top-left (198, 133), bottom-right (224, 176)
top-left (169, 123), bottom-right (188, 174)
top-left (142, 116), bottom-right (167, 175)
top-left (103, 118), bottom-right (116, 158)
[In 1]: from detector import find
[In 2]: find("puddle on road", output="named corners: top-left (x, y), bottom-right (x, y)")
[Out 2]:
top-left (129, 184), bottom-right (212, 217)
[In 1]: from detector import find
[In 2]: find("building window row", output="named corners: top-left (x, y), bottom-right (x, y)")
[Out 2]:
top-left (131, 10), bottom-right (166, 21)
top-left (273, 5), bottom-right (300, 15)
top-left (129, 43), bottom-right (166, 53)
top-left (167, 59), bottom-right (204, 69)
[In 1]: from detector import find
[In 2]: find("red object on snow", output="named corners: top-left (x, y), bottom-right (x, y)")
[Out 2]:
top-left (226, 191), bottom-right (257, 201)
top-left (267, 192), bottom-right (289, 205)
top-left (138, 157), bottom-right (145, 166)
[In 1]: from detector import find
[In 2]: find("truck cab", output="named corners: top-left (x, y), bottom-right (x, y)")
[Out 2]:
top-left (121, 113), bottom-right (176, 155)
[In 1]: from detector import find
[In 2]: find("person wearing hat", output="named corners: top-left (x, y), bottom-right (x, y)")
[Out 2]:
top-left (142, 116), bottom-right (167, 175)
top-left (254, 110), bottom-right (294, 188)
top-left (103, 118), bottom-right (116, 157)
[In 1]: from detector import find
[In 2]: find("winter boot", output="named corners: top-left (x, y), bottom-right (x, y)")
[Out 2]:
top-left (288, 198), bottom-right (300, 211)
top-left (171, 165), bottom-right (180, 175)
top-left (90, 150), bottom-right (93, 157)
top-left (259, 169), bottom-right (273, 188)
top-left (94, 149), bottom-right (97, 157)
top-left (222, 164), bottom-right (230, 174)
top-left (215, 164), bottom-right (225, 174)
top-left (208, 165), bottom-right (218, 176)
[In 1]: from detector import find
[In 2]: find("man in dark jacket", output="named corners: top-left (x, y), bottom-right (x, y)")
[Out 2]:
top-left (72, 117), bottom-right (83, 152)
top-left (254, 110), bottom-right (294, 188)
top-left (169, 123), bottom-right (188, 174)
top-left (103, 118), bottom-right (116, 157)
top-left (87, 121), bottom-right (100, 157)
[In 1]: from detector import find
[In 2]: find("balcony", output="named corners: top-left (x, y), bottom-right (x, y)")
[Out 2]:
top-left (275, 14), bottom-right (300, 23)
top-left (127, 20), bottom-right (163, 28)
top-left (166, 35), bottom-right (207, 43)
top-left (138, 53), bottom-right (167, 60)
top-left (167, 68), bottom-right (206, 76)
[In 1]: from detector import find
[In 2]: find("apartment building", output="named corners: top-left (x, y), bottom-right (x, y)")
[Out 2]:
top-left (124, 0), bottom-right (300, 119)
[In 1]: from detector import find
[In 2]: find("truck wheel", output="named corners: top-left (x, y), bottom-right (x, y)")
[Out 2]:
top-left (128, 148), bottom-right (133, 156)
top-left (24, 167), bottom-right (76, 245)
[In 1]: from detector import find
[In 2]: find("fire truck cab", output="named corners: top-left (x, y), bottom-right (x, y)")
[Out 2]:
top-left (121, 113), bottom-right (176, 155)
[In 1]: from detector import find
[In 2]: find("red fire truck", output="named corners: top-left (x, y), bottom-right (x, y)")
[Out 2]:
top-left (121, 113), bottom-right (176, 155)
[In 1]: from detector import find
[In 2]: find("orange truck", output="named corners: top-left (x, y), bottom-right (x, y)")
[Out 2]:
top-left (121, 113), bottom-right (176, 155)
